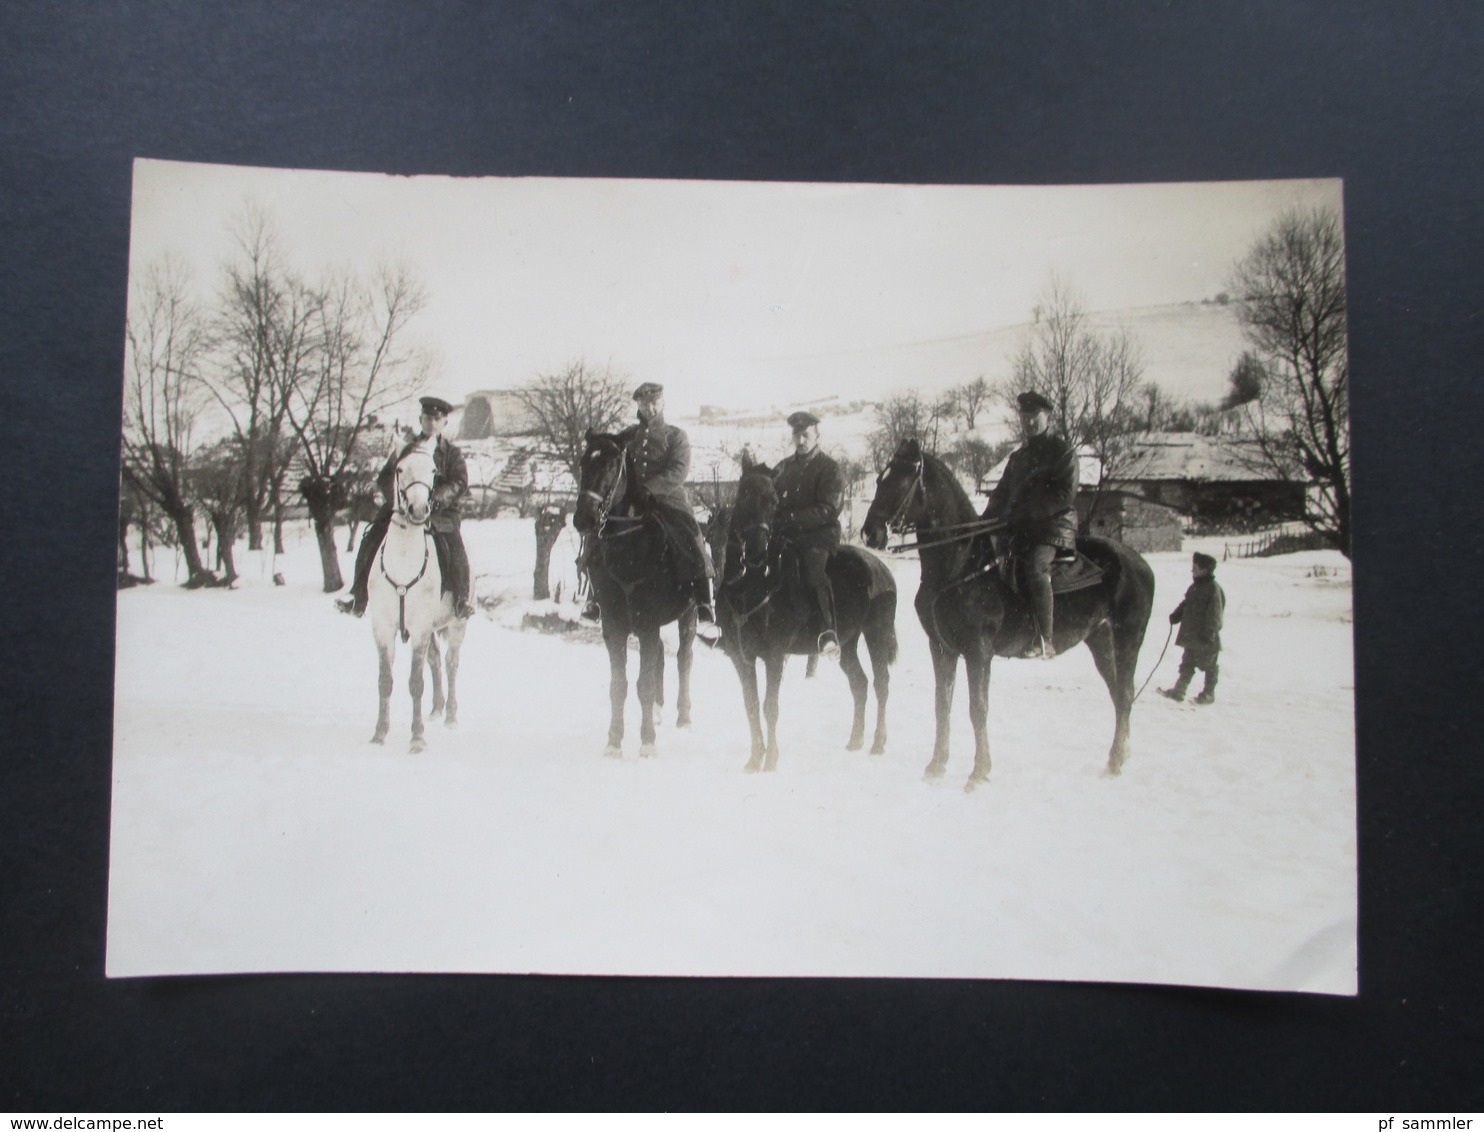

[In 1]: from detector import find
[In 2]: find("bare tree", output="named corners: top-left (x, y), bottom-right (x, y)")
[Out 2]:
top-left (867, 389), bottom-right (937, 470)
top-left (206, 211), bottom-right (319, 555)
top-left (1009, 278), bottom-right (1147, 509)
top-left (1221, 349), bottom-right (1266, 410)
top-left (121, 261), bottom-right (216, 587)
top-left (944, 435), bottom-right (1014, 494)
top-left (954, 375), bottom-right (993, 430)
top-left (187, 437), bottom-right (250, 584)
top-left (1230, 208), bottom-right (1351, 557)
top-left (288, 265), bottom-right (431, 591)
top-left (511, 360), bottom-right (631, 485)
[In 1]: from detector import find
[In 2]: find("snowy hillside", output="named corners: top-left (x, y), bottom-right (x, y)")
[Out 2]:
top-left (108, 517), bottom-right (1356, 993)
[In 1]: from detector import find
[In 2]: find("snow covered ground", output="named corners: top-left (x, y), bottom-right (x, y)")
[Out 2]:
top-left (107, 517), bottom-right (1356, 993)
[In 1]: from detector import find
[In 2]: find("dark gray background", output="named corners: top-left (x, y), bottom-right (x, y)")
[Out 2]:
top-left (3, 0), bottom-right (1480, 1110)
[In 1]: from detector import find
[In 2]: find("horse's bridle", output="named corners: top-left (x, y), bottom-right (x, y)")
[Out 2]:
top-left (580, 442), bottom-right (641, 541)
top-left (876, 452), bottom-right (926, 534)
top-left (378, 458), bottom-right (438, 643)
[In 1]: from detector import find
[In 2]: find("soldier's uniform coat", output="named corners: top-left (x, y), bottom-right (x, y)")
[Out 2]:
top-left (616, 416), bottom-right (710, 579)
top-left (771, 447), bottom-right (845, 548)
top-left (982, 431), bottom-right (1079, 550)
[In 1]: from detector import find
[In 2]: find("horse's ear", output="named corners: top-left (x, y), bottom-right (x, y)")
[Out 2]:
top-left (584, 429), bottom-right (596, 445)
top-left (755, 462), bottom-right (773, 478)
top-left (900, 437), bottom-right (922, 459)
top-left (739, 451), bottom-right (755, 474)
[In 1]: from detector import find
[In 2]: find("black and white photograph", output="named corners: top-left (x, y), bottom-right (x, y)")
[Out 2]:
top-left (108, 160), bottom-right (1356, 992)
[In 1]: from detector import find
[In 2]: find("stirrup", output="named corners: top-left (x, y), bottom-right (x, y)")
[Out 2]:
top-left (696, 620), bottom-right (722, 647)
top-left (1020, 636), bottom-right (1055, 660)
top-left (816, 630), bottom-right (840, 659)
top-left (581, 600), bottom-right (601, 622)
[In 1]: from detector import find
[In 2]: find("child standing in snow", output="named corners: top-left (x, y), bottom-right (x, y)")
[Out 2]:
top-left (1159, 551), bottom-right (1226, 705)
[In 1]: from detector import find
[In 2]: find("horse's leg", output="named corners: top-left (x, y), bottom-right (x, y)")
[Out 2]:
top-left (603, 627), bottom-right (628, 758)
top-left (637, 626), bottom-right (662, 757)
top-left (1086, 620), bottom-right (1131, 776)
top-left (675, 605), bottom-right (695, 729)
top-left (963, 643), bottom-right (993, 791)
top-left (867, 618), bottom-right (892, 756)
top-left (442, 621), bottom-right (466, 729)
top-left (839, 636), bottom-right (869, 751)
top-left (762, 651), bottom-right (785, 772)
top-left (731, 653), bottom-right (767, 772)
top-left (924, 637), bottom-right (958, 780)
top-left (427, 631), bottom-right (445, 718)
top-left (408, 636), bottom-right (429, 753)
top-left (372, 635), bottom-right (394, 745)
top-left (805, 653), bottom-right (819, 679)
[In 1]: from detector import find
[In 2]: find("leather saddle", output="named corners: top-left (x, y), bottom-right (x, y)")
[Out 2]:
top-left (995, 547), bottom-right (1105, 597)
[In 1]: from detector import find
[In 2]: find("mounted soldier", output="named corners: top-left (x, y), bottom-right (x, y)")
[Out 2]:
top-left (770, 409), bottom-right (846, 659)
top-left (336, 395), bottom-right (476, 621)
top-left (581, 382), bottom-right (715, 631)
top-left (979, 390), bottom-right (1079, 659)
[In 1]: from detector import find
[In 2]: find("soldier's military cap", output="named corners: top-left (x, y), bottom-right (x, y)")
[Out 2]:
top-left (1016, 390), bottom-right (1055, 414)
top-left (632, 382), bottom-right (665, 402)
top-left (787, 410), bottom-right (821, 430)
top-left (419, 395), bottom-right (456, 417)
top-left (1192, 552), bottom-right (1218, 571)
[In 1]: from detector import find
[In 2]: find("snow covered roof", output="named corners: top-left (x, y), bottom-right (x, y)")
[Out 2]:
top-left (984, 432), bottom-right (1293, 488)
top-left (1115, 432), bottom-right (1291, 483)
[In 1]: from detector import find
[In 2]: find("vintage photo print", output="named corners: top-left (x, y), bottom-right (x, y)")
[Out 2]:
top-left (109, 159), bottom-right (1355, 992)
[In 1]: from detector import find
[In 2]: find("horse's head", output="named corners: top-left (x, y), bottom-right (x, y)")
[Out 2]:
top-left (862, 438), bottom-right (925, 550)
top-left (728, 464), bottom-right (777, 571)
top-left (394, 440), bottom-right (439, 526)
top-left (574, 431), bottom-right (626, 535)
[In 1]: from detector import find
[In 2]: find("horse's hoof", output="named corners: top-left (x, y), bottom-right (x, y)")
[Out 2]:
top-left (444, 716), bottom-right (458, 730)
top-left (963, 779), bottom-right (978, 794)
top-left (603, 745), bottom-right (622, 759)
top-left (1102, 763), bottom-right (1124, 778)
top-left (639, 743), bottom-right (658, 759)
top-left (677, 717), bottom-right (692, 730)
top-left (923, 764), bottom-right (946, 781)
top-left (845, 737), bottom-right (864, 752)
top-left (744, 757), bottom-right (763, 773)
top-left (409, 737), bottom-right (427, 754)
top-left (870, 743), bottom-right (886, 756)
top-left (370, 734), bottom-right (386, 746)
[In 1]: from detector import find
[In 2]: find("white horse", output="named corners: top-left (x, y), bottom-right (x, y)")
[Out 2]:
top-left (367, 439), bottom-right (467, 752)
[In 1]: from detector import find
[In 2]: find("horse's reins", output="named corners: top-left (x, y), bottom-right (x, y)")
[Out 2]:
top-left (581, 446), bottom-right (658, 598)
top-left (381, 464), bottom-right (435, 643)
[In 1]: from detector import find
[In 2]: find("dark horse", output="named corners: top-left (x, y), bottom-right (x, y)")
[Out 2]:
top-left (861, 438), bottom-right (1155, 787)
top-left (573, 431), bottom-right (697, 758)
top-left (708, 459), bottom-right (898, 772)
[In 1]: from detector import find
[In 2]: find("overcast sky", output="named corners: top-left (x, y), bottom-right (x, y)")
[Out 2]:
top-left (129, 159), bottom-right (1341, 417)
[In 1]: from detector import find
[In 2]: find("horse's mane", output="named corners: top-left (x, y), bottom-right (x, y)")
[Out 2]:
top-left (916, 445), bottom-right (979, 524)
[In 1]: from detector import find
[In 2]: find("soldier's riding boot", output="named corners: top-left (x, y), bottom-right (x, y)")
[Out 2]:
top-left (335, 515), bottom-right (389, 617)
top-left (444, 535), bottom-right (476, 619)
top-left (1194, 671), bottom-right (1218, 705)
top-left (576, 538), bottom-right (601, 620)
top-left (1021, 570), bottom-right (1056, 660)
